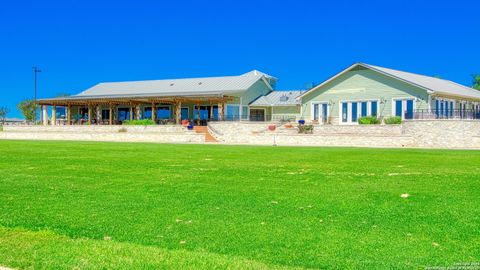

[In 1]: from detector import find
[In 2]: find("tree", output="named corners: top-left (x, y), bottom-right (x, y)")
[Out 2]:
top-left (0, 106), bottom-right (9, 124)
top-left (473, 74), bottom-right (480, 90)
top-left (17, 99), bottom-right (37, 122)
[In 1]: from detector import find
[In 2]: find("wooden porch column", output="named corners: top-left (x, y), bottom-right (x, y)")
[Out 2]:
top-left (67, 104), bottom-right (72, 125)
top-left (51, 106), bottom-right (57, 126)
top-left (210, 104), bottom-right (214, 119)
top-left (175, 101), bottom-right (181, 124)
top-left (96, 105), bottom-right (102, 125)
top-left (87, 105), bottom-right (92, 125)
top-left (151, 103), bottom-right (156, 123)
top-left (109, 104), bottom-right (113, 125)
top-left (129, 105), bottom-right (133, 121)
top-left (196, 103), bottom-right (201, 125)
top-left (135, 105), bottom-right (141, 120)
top-left (218, 103), bottom-right (224, 121)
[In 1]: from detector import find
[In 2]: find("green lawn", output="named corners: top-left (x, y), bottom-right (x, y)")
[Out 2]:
top-left (0, 140), bottom-right (479, 269)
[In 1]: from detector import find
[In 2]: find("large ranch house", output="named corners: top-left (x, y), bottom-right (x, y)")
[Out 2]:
top-left (37, 63), bottom-right (480, 126)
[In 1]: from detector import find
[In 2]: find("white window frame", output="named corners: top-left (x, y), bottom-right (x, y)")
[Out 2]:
top-left (392, 98), bottom-right (415, 120)
top-left (310, 102), bottom-right (329, 124)
top-left (338, 99), bottom-right (380, 125)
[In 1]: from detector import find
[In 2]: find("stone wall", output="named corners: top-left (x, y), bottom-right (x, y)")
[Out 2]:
top-left (0, 125), bottom-right (204, 144)
top-left (208, 121), bottom-right (480, 149)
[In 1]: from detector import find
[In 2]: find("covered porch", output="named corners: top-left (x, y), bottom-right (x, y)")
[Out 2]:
top-left (37, 95), bottom-right (232, 126)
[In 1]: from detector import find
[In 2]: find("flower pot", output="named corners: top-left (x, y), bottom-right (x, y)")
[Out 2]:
top-left (268, 125), bottom-right (276, 131)
top-left (298, 120), bottom-right (305, 125)
top-left (187, 125), bottom-right (194, 130)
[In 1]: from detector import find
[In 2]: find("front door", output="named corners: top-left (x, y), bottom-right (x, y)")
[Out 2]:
top-left (250, 109), bottom-right (265, 121)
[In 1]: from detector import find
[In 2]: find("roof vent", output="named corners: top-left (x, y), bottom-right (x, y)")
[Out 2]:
top-left (198, 82), bottom-right (202, 85)
top-left (170, 83), bottom-right (174, 86)
top-left (279, 95), bottom-right (289, 102)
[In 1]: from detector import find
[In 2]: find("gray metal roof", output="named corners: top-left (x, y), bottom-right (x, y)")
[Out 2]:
top-left (250, 90), bottom-right (303, 106)
top-left (363, 64), bottom-right (480, 99)
top-left (300, 63), bottom-right (480, 100)
top-left (67, 70), bottom-right (273, 98)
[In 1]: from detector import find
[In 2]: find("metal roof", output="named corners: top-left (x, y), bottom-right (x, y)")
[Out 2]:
top-left (40, 70), bottom-right (274, 100)
top-left (300, 63), bottom-right (480, 100)
top-left (250, 90), bottom-right (303, 106)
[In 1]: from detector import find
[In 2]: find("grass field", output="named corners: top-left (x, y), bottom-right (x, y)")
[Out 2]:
top-left (0, 140), bottom-right (479, 269)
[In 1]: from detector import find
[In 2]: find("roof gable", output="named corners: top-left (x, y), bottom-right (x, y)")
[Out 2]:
top-left (250, 90), bottom-right (303, 106)
top-left (300, 63), bottom-right (480, 100)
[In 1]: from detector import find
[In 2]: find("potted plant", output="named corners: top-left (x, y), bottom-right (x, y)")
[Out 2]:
top-left (298, 119), bottom-right (305, 125)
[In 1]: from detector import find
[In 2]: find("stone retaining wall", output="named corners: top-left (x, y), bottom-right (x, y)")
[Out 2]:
top-left (2, 125), bottom-right (185, 133)
top-left (208, 120), bottom-right (480, 149)
top-left (0, 125), bottom-right (204, 144)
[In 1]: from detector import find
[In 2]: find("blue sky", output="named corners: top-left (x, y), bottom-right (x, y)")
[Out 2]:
top-left (1, 0), bottom-right (479, 117)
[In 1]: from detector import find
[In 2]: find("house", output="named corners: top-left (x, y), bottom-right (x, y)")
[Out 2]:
top-left (37, 70), bottom-right (276, 125)
top-left (37, 63), bottom-right (480, 126)
top-left (297, 63), bottom-right (480, 124)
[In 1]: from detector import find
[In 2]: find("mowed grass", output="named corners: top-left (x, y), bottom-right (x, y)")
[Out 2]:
top-left (0, 141), bottom-right (479, 269)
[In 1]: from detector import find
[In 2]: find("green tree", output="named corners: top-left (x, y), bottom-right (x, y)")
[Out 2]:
top-left (473, 74), bottom-right (480, 90)
top-left (17, 99), bottom-right (37, 122)
top-left (0, 106), bottom-right (9, 124)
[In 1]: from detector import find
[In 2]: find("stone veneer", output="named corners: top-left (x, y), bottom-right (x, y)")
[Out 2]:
top-left (0, 125), bottom-right (204, 144)
top-left (208, 120), bottom-right (480, 149)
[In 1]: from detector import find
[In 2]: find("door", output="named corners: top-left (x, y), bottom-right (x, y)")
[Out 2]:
top-left (250, 109), bottom-right (265, 121)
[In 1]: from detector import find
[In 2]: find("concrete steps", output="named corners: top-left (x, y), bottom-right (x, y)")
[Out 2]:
top-left (193, 126), bottom-right (218, 142)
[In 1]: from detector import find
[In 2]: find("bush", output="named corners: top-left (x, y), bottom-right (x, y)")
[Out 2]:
top-left (358, 116), bottom-right (381, 125)
top-left (123, 119), bottom-right (156, 125)
top-left (384, 116), bottom-right (402, 124)
top-left (298, 125), bottom-right (314, 134)
top-left (118, 127), bottom-right (128, 133)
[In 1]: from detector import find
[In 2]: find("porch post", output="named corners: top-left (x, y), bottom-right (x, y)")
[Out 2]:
top-left (96, 105), bottom-right (102, 125)
top-left (218, 103), bottom-right (224, 121)
top-left (129, 105), bottom-right (133, 121)
top-left (210, 104), bottom-right (214, 119)
top-left (109, 104), bottom-right (113, 125)
top-left (87, 105), bottom-right (92, 125)
top-left (175, 101), bottom-right (181, 124)
top-left (67, 104), bottom-right (72, 125)
top-left (151, 102), bottom-right (156, 123)
top-left (135, 105), bottom-right (141, 120)
top-left (51, 106), bottom-right (57, 126)
top-left (42, 105), bottom-right (48, 126)
top-left (196, 103), bottom-right (201, 125)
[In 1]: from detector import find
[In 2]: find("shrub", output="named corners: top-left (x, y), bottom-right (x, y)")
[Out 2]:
top-left (123, 119), bottom-right (156, 125)
top-left (358, 116), bottom-right (381, 125)
top-left (384, 116), bottom-right (402, 124)
top-left (298, 125), bottom-right (314, 134)
top-left (118, 127), bottom-right (128, 133)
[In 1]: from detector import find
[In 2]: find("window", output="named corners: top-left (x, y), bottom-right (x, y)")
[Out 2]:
top-left (371, 101), bottom-right (378, 116)
top-left (242, 106), bottom-right (248, 120)
top-left (194, 106), bottom-right (210, 120)
top-left (101, 109), bottom-right (110, 120)
top-left (322, 104), bottom-right (328, 123)
top-left (226, 105), bottom-right (240, 121)
top-left (351, 102), bottom-right (358, 122)
top-left (118, 108), bottom-right (130, 121)
top-left (342, 102), bottom-right (348, 123)
top-left (56, 107), bottom-right (66, 119)
top-left (393, 99), bottom-right (415, 119)
top-left (395, 100), bottom-right (403, 117)
top-left (361, 102), bottom-right (368, 117)
top-left (181, 108), bottom-right (189, 120)
top-left (313, 104), bottom-right (319, 121)
top-left (143, 107), bottom-right (152, 119)
top-left (341, 100), bottom-right (378, 124)
top-left (157, 106), bottom-right (171, 119)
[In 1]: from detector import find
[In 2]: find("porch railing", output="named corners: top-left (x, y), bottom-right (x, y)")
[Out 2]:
top-left (409, 109), bottom-right (480, 120)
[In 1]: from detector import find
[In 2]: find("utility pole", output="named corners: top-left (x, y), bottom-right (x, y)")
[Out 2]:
top-left (32, 66), bottom-right (41, 124)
